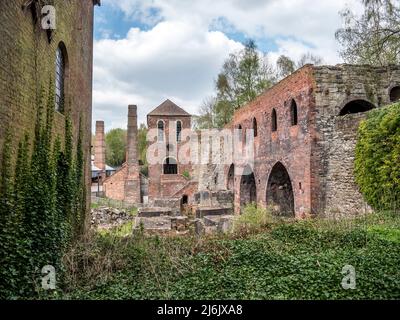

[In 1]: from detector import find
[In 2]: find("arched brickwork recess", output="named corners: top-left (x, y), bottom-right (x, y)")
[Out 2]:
top-left (339, 99), bottom-right (375, 116)
top-left (240, 165), bottom-right (257, 209)
top-left (163, 157), bottom-right (177, 174)
top-left (227, 164), bottom-right (234, 190)
top-left (266, 162), bottom-right (294, 216)
top-left (290, 100), bottom-right (298, 125)
top-left (390, 86), bottom-right (400, 102)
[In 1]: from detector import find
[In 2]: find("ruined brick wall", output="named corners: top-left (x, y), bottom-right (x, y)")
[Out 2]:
top-left (0, 1), bottom-right (96, 218)
top-left (228, 66), bottom-right (316, 216)
top-left (103, 164), bottom-right (127, 201)
top-left (312, 64), bottom-right (400, 216)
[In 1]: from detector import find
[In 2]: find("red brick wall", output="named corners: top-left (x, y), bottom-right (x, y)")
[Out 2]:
top-left (228, 65), bottom-right (315, 217)
top-left (147, 114), bottom-right (195, 200)
top-left (103, 165), bottom-right (127, 201)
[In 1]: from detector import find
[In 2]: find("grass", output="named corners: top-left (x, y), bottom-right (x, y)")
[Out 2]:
top-left (58, 209), bottom-right (400, 300)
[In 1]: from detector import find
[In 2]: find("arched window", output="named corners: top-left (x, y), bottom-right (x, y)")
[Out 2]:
top-left (390, 86), bottom-right (400, 102)
top-left (339, 100), bottom-right (375, 116)
top-left (290, 100), bottom-right (298, 125)
top-left (252, 118), bottom-right (257, 137)
top-left (271, 109), bottom-right (277, 132)
top-left (176, 120), bottom-right (182, 142)
top-left (157, 120), bottom-right (164, 142)
top-left (238, 124), bottom-right (242, 141)
top-left (163, 157), bottom-right (177, 174)
top-left (55, 44), bottom-right (66, 112)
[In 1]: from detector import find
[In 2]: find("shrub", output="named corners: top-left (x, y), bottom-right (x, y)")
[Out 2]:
top-left (354, 103), bottom-right (400, 211)
top-left (234, 204), bottom-right (275, 232)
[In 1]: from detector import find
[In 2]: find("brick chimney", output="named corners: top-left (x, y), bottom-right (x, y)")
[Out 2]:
top-left (124, 105), bottom-right (141, 203)
top-left (94, 120), bottom-right (106, 181)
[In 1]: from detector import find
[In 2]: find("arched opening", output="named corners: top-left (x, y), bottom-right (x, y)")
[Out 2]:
top-left (240, 166), bottom-right (257, 209)
top-left (390, 86), bottom-right (400, 102)
top-left (290, 100), bottom-right (298, 125)
top-left (237, 124), bottom-right (242, 142)
top-left (157, 120), bottom-right (164, 142)
top-left (339, 99), bottom-right (375, 116)
top-left (227, 164), bottom-right (234, 191)
top-left (55, 43), bottom-right (67, 113)
top-left (252, 118), bottom-right (258, 137)
top-left (266, 162), bottom-right (294, 216)
top-left (163, 157), bottom-right (177, 174)
top-left (182, 195), bottom-right (188, 205)
top-left (176, 120), bottom-right (182, 142)
top-left (271, 109), bottom-right (277, 132)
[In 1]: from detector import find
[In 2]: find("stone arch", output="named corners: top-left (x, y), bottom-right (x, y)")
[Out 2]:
top-left (163, 157), bottom-right (177, 174)
top-left (389, 86), bottom-right (400, 102)
top-left (239, 165), bottom-right (257, 209)
top-left (266, 162), bottom-right (294, 216)
top-left (339, 99), bottom-right (376, 116)
top-left (290, 99), bottom-right (298, 125)
top-left (227, 163), bottom-right (235, 191)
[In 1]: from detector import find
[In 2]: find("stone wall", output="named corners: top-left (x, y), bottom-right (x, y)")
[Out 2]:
top-left (312, 64), bottom-right (400, 216)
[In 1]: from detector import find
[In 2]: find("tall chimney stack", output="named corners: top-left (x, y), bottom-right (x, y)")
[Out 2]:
top-left (94, 120), bottom-right (106, 181)
top-left (124, 105), bottom-right (141, 203)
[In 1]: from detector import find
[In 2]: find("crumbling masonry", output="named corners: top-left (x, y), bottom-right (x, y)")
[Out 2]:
top-left (100, 64), bottom-right (400, 220)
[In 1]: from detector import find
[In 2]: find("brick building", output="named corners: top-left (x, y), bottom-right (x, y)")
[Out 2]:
top-left (219, 64), bottom-right (400, 217)
top-left (0, 1), bottom-right (99, 210)
top-left (101, 64), bottom-right (400, 218)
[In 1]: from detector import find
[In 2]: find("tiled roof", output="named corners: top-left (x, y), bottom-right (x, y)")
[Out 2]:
top-left (147, 99), bottom-right (191, 117)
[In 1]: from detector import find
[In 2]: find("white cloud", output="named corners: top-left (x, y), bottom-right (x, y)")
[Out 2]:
top-left (94, 0), bottom-right (364, 131)
top-left (93, 19), bottom-right (242, 131)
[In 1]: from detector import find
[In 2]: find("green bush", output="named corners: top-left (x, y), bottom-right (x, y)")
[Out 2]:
top-left (234, 204), bottom-right (276, 232)
top-left (354, 103), bottom-right (400, 211)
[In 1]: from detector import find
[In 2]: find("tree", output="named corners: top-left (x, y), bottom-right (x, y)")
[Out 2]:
top-left (138, 123), bottom-right (148, 167)
top-left (335, 0), bottom-right (400, 66)
top-left (276, 55), bottom-right (295, 79)
top-left (296, 52), bottom-right (323, 68)
top-left (198, 39), bottom-right (275, 128)
top-left (276, 53), bottom-right (323, 80)
top-left (105, 128), bottom-right (127, 168)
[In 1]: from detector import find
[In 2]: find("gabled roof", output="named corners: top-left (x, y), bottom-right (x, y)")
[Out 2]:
top-left (147, 99), bottom-right (191, 117)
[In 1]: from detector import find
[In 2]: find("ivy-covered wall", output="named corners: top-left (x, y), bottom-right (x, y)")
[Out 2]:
top-left (0, 1), bottom-right (96, 298)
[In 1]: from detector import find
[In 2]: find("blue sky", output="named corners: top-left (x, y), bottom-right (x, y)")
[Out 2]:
top-left (92, 0), bottom-right (362, 132)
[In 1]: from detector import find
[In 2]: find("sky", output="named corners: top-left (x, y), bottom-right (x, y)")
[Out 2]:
top-left (92, 0), bottom-right (363, 132)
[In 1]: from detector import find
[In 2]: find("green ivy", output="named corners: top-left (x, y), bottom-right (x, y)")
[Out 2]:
top-left (354, 103), bottom-right (400, 211)
top-left (0, 83), bottom-right (86, 299)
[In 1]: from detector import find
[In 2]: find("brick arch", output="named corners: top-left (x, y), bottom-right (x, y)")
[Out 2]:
top-left (226, 163), bottom-right (235, 191)
top-left (239, 164), bottom-right (257, 210)
top-left (265, 161), bottom-right (294, 217)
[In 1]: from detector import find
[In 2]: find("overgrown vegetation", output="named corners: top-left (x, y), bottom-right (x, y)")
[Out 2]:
top-left (355, 102), bottom-right (400, 211)
top-left (336, 0), bottom-right (400, 66)
top-left (0, 83), bottom-right (86, 299)
top-left (59, 209), bottom-right (400, 300)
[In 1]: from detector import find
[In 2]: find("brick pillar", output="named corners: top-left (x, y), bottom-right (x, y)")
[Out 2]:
top-left (94, 120), bottom-right (106, 181)
top-left (124, 105), bottom-right (141, 204)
